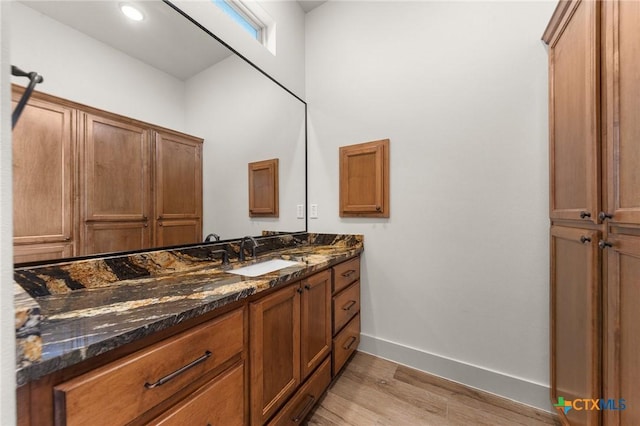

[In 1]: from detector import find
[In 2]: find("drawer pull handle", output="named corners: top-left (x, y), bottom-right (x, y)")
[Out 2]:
top-left (343, 336), bottom-right (357, 351)
top-left (144, 350), bottom-right (212, 389)
top-left (342, 300), bottom-right (357, 311)
top-left (341, 269), bottom-right (356, 277)
top-left (291, 394), bottom-right (316, 423)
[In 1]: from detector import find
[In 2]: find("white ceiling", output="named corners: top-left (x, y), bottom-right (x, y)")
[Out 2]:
top-left (298, 0), bottom-right (328, 13)
top-left (20, 1), bottom-right (233, 81)
top-left (21, 0), bottom-right (327, 80)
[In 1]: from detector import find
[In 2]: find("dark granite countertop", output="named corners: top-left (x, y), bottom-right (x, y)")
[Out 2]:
top-left (14, 233), bottom-right (363, 386)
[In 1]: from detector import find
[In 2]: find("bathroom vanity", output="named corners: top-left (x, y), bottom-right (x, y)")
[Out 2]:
top-left (14, 233), bottom-right (363, 425)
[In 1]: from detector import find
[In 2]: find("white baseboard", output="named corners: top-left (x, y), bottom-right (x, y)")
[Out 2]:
top-left (358, 333), bottom-right (553, 413)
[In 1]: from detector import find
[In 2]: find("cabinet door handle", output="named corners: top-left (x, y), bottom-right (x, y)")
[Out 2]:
top-left (144, 350), bottom-right (212, 389)
top-left (342, 300), bottom-right (357, 311)
top-left (598, 240), bottom-right (613, 250)
top-left (375, 205), bottom-right (382, 212)
top-left (341, 269), bottom-right (356, 277)
top-left (580, 236), bottom-right (591, 244)
top-left (580, 211), bottom-right (591, 219)
top-left (304, 284), bottom-right (311, 290)
top-left (598, 211), bottom-right (613, 221)
top-left (291, 394), bottom-right (316, 423)
top-left (343, 336), bottom-right (357, 350)
top-left (297, 287), bottom-right (304, 294)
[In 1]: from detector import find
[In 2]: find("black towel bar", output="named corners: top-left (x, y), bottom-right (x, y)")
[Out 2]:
top-left (11, 65), bottom-right (44, 129)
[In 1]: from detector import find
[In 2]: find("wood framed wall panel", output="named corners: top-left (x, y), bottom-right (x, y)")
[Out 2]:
top-left (248, 159), bottom-right (279, 217)
top-left (339, 139), bottom-right (389, 218)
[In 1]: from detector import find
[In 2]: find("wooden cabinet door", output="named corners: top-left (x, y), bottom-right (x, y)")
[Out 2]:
top-left (548, 1), bottom-right (600, 223)
top-left (80, 113), bottom-right (151, 254)
top-left (603, 0), bottom-right (640, 225)
top-left (250, 284), bottom-right (301, 425)
top-left (248, 159), bottom-right (279, 217)
top-left (300, 270), bottom-right (331, 380)
top-left (156, 219), bottom-right (202, 248)
top-left (155, 131), bottom-right (202, 220)
top-left (603, 234), bottom-right (640, 426)
top-left (84, 222), bottom-right (150, 255)
top-left (550, 226), bottom-right (600, 426)
top-left (12, 90), bottom-right (74, 251)
top-left (81, 113), bottom-right (150, 222)
top-left (14, 242), bottom-right (74, 264)
top-left (154, 131), bottom-right (202, 246)
top-left (339, 139), bottom-right (389, 217)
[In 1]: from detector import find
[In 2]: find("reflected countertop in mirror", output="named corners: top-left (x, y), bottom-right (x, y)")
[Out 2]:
top-left (11, 0), bottom-right (307, 261)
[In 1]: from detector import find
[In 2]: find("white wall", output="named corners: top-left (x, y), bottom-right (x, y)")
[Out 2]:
top-left (11, 2), bottom-right (186, 131)
top-left (185, 54), bottom-right (306, 238)
top-left (172, 0), bottom-right (306, 98)
top-left (0, 0), bottom-right (16, 422)
top-left (306, 0), bottom-right (556, 410)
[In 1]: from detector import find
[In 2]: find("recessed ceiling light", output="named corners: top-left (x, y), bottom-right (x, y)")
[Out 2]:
top-left (120, 4), bottom-right (144, 21)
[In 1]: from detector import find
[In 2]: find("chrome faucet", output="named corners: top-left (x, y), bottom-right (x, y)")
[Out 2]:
top-left (239, 236), bottom-right (259, 262)
top-left (209, 249), bottom-right (229, 265)
top-left (204, 233), bottom-right (220, 242)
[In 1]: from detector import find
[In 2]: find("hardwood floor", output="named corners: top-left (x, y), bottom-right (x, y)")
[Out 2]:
top-left (308, 352), bottom-right (560, 426)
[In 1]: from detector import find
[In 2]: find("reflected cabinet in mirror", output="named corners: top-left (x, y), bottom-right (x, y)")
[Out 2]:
top-left (11, 0), bottom-right (306, 263)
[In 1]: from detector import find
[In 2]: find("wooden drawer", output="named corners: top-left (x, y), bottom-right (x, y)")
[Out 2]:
top-left (267, 357), bottom-right (331, 426)
top-left (333, 281), bottom-right (360, 335)
top-left (332, 257), bottom-right (360, 294)
top-left (53, 308), bottom-right (244, 426)
top-left (151, 362), bottom-right (245, 426)
top-left (332, 313), bottom-right (360, 377)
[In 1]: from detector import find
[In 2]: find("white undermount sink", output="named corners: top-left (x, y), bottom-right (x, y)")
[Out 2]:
top-left (226, 259), bottom-right (300, 277)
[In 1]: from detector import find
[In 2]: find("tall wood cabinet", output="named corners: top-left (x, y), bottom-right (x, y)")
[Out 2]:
top-left (155, 130), bottom-right (203, 247)
top-left (80, 113), bottom-right (152, 254)
top-left (12, 87), bottom-right (203, 261)
top-left (544, 1), bottom-right (640, 424)
top-left (12, 88), bottom-right (75, 263)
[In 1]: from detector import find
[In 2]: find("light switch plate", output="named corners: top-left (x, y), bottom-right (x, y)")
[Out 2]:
top-left (310, 204), bottom-right (318, 219)
top-left (296, 204), bottom-right (304, 219)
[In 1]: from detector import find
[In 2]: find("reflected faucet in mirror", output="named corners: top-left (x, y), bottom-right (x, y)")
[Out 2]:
top-left (204, 233), bottom-right (220, 243)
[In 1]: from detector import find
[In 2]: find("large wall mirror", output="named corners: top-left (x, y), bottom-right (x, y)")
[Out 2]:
top-left (11, 0), bottom-right (306, 261)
